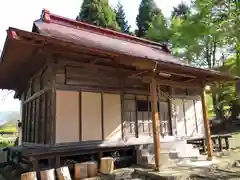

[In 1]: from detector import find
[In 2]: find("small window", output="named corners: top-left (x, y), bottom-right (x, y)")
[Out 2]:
top-left (174, 88), bottom-right (187, 96)
top-left (187, 88), bottom-right (201, 96)
top-left (137, 100), bottom-right (150, 112)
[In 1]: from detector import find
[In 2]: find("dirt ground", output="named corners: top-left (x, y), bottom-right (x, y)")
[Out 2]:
top-left (127, 134), bottom-right (240, 180)
top-left (1, 134), bottom-right (240, 180)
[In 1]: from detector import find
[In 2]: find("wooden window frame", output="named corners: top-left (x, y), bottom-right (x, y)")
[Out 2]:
top-left (123, 93), bottom-right (171, 137)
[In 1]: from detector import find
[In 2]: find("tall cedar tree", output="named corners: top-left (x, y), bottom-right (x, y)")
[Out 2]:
top-left (77, 0), bottom-right (120, 30)
top-left (171, 3), bottom-right (190, 19)
top-left (115, 2), bottom-right (130, 34)
top-left (136, 0), bottom-right (160, 37)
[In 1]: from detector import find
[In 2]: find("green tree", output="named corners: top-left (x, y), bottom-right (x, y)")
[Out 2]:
top-left (213, 0), bottom-right (240, 119)
top-left (136, 0), bottom-right (160, 37)
top-left (217, 0), bottom-right (240, 75)
top-left (171, 3), bottom-right (190, 19)
top-left (77, 0), bottom-right (120, 30)
top-left (115, 2), bottom-right (131, 34)
top-left (168, 0), bottom-right (227, 67)
top-left (145, 13), bottom-right (171, 43)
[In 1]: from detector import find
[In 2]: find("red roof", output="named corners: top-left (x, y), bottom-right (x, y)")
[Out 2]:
top-left (33, 20), bottom-right (184, 65)
top-left (33, 9), bottom-right (184, 65)
top-left (0, 9), bottom-right (237, 90)
top-left (40, 9), bottom-right (171, 53)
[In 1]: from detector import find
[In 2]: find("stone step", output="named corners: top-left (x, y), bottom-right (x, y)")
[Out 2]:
top-left (138, 152), bottom-right (177, 167)
top-left (136, 139), bottom-right (200, 168)
top-left (139, 142), bottom-right (199, 157)
top-left (177, 148), bottom-right (200, 158)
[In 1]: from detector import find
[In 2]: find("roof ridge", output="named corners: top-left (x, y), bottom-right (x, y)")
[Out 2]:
top-left (40, 9), bottom-right (171, 53)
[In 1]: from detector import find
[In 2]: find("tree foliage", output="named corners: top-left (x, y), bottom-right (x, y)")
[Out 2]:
top-left (140, 0), bottom-right (239, 119)
top-left (136, 0), bottom-right (160, 37)
top-left (77, 0), bottom-right (120, 30)
top-left (171, 3), bottom-right (190, 19)
top-left (145, 13), bottom-right (170, 43)
top-left (115, 2), bottom-right (130, 34)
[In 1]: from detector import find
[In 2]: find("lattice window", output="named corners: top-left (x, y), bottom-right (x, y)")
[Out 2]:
top-left (123, 94), bottom-right (136, 136)
top-left (136, 95), bottom-right (152, 135)
top-left (123, 92), bottom-right (171, 137)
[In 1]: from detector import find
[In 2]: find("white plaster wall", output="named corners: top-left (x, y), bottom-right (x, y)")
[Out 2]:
top-left (194, 97), bottom-right (204, 136)
top-left (172, 97), bottom-right (204, 138)
top-left (103, 93), bottom-right (122, 140)
top-left (172, 99), bottom-right (186, 137)
top-left (55, 90), bottom-right (80, 143)
top-left (81, 92), bottom-right (102, 141)
top-left (185, 100), bottom-right (197, 137)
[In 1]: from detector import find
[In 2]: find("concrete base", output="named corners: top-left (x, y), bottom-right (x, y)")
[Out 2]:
top-left (136, 136), bottom-right (201, 168)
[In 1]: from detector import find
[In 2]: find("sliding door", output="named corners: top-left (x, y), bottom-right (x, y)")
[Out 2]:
top-left (81, 92), bottom-right (102, 141)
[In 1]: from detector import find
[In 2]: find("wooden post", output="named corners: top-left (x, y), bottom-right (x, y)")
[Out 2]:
top-left (150, 77), bottom-right (161, 170)
top-left (100, 157), bottom-right (114, 174)
top-left (40, 169), bottom-right (55, 180)
top-left (87, 161), bottom-right (98, 177)
top-left (21, 171), bottom-right (37, 180)
top-left (75, 163), bottom-right (88, 179)
top-left (201, 87), bottom-right (213, 160)
top-left (56, 166), bottom-right (72, 180)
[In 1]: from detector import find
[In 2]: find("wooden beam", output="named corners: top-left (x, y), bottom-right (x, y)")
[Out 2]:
top-left (193, 99), bottom-right (199, 134)
top-left (44, 93), bottom-right (48, 144)
top-left (119, 70), bottom-right (125, 140)
top-left (150, 77), bottom-right (161, 170)
top-left (182, 99), bottom-right (187, 136)
top-left (51, 63), bottom-right (57, 145)
top-left (134, 95), bottom-right (139, 138)
top-left (101, 92), bottom-right (104, 140)
top-left (158, 71), bottom-right (196, 79)
top-left (167, 86), bottom-right (173, 135)
top-left (23, 88), bottom-right (50, 104)
top-left (35, 97), bottom-right (40, 143)
top-left (79, 91), bottom-right (82, 141)
top-left (142, 77), bottom-right (201, 89)
top-left (31, 99), bottom-right (36, 143)
top-left (201, 86), bottom-right (213, 160)
top-left (23, 103), bottom-right (27, 143)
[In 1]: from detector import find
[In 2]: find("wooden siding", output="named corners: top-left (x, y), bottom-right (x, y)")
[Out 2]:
top-left (21, 63), bottom-right (56, 144)
top-left (20, 58), bottom-right (205, 145)
top-left (22, 90), bottom-right (53, 144)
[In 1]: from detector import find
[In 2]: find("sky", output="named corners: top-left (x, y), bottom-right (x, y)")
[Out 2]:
top-left (0, 0), bottom-right (186, 112)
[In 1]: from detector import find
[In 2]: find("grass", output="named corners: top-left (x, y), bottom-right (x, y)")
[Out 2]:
top-left (0, 123), bottom-right (17, 148)
top-left (206, 93), bottom-right (215, 119)
top-left (0, 141), bottom-right (12, 148)
top-left (0, 123), bottom-right (17, 133)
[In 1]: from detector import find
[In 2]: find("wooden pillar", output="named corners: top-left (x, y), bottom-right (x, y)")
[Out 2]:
top-left (51, 63), bottom-right (57, 144)
top-left (201, 87), bottom-right (213, 160)
top-left (150, 77), bottom-right (161, 170)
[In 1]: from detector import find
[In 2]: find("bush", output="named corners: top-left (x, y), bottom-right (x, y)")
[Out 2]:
top-left (0, 141), bottom-right (11, 148)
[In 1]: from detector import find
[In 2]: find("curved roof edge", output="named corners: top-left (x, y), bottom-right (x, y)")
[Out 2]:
top-left (39, 9), bottom-right (171, 53)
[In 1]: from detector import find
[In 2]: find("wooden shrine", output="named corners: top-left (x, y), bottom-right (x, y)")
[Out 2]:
top-left (0, 9), bottom-right (237, 174)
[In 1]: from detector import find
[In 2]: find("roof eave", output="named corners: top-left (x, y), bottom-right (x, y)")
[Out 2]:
top-left (5, 27), bottom-right (238, 83)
